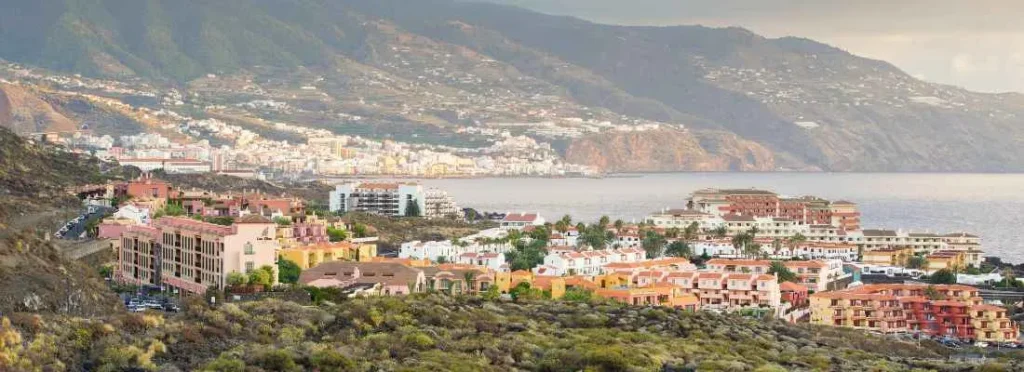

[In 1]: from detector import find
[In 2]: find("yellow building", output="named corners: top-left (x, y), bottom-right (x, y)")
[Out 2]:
top-left (279, 242), bottom-right (378, 269)
top-left (532, 276), bottom-right (567, 299)
top-left (971, 304), bottom-right (1019, 343)
top-left (925, 250), bottom-right (967, 272)
top-left (595, 283), bottom-right (699, 311)
top-left (494, 270), bottom-right (534, 293)
top-left (862, 247), bottom-right (913, 266)
top-left (594, 273), bottom-right (631, 289)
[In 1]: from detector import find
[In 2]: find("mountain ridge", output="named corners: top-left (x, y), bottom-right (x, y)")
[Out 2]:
top-left (2, 0), bottom-right (1023, 172)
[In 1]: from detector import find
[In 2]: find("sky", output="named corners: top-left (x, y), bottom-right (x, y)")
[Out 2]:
top-left (478, 0), bottom-right (1024, 93)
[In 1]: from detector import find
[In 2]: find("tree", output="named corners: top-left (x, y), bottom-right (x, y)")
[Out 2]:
top-left (463, 271), bottom-right (477, 293)
top-left (352, 223), bottom-right (369, 238)
top-left (326, 226), bottom-right (347, 242)
top-left (580, 228), bottom-right (611, 250)
top-left (272, 217), bottom-right (292, 226)
top-left (509, 282), bottom-right (542, 301)
top-left (923, 285), bottom-right (945, 300)
top-left (404, 199), bottom-right (421, 217)
top-left (683, 222), bottom-right (700, 242)
top-left (906, 256), bottom-right (927, 269)
top-left (664, 227), bottom-right (680, 239)
top-left (563, 288), bottom-right (593, 302)
top-left (554, 220), bottom-right (569, 234)
top-left (248, 267), bottom-right (273, 289)
top-left (713, 226), bottom-right (728, 239)
top-left (786, 233), bottom-right (807, 249)
top-left (641, 230), bottom-right (667, 259)
top-left (614, 219), bottom-right (625, 232)
top-left (560, 214), bottom-right (573, 226)
top-left (226, 272), bottom-right (248, 288)
top-left (277, 259), bottom-right (301, 284)
top-left (732, 233), bottom-right (755, 258)
top-left (665, 241), bottom-right (691, 258)
top-left (575, 222), bottom-right (587, 234)
top-left (929, 269), bottom-right (957, 284)
top-left (481, 285), bottom-right (500, 301)
top-left (768, 261), bottom-right (797, 283)
top-left (598, 216), bottom-right (610, 230)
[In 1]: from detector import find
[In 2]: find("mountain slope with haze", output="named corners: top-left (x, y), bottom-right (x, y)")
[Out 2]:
top-left (2, 0), bottom-right (1023, 171)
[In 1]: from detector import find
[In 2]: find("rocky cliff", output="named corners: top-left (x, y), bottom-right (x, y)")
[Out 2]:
top-left (565, 129), bottom-right (777, 172)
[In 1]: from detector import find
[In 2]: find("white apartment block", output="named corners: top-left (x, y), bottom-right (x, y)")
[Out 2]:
top-left (329, 182), bottom-right (425, 217)
top-left (645, 209), bottom-right (725, 231)
top-left (455, 252), bottom-right (508, 272)
top-left (399, 228), bottom-right (512, 263)
top-left (534, 247), bottom-right (645, 276)
top-left (423, 188), bottom-right (463, 219)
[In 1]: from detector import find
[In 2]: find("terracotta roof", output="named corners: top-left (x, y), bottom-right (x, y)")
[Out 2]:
top-left (779, 281), bottom-right (807, 292)
top-left (503, 213), bottom-right (539, 222)
top-left (971, 304), bottom-right (1007, 312)
top-left (236, 214), bottom-right (273, 224)
top-left (862, 229), bottom-right (898, 237)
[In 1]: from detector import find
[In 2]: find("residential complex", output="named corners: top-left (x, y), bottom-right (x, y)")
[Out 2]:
top-left (705, 258), bottom-right (848, 292)
top-left (688, 188), bottom-right (861, 232)
top-left (810, 284), bottom-right (1019, 342)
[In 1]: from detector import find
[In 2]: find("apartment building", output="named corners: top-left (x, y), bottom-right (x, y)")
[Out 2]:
top-left (399, 230), bottom-right (513, 263)
top-left (455, 252), bottom-right (508, 272)
top-left (328, 182), bottom-right (425, 217)
top-left (862, 248), bottom-right (914, 267)
top-left (534, 247), bottom-right (646, 276)
top-left (688, 189), bottom-right (861, 232)
top-left (705, 258), bottom-right (847, 292)
top-left (116, 216), bottom-right (280, 294)
top-left (278, 241), bottom-right (377, 269)
top-left (423, 188), bottom-right (463, 219)
top-left (645, 209), bottom-right (725, 231)
top-left (595, 284), bottom-right (700, 310)
top-left (810, 284), bottom-right (1018, 342)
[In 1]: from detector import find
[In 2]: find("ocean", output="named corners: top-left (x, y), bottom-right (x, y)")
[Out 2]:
top-left (420, 173), bottom-right (1024, 263)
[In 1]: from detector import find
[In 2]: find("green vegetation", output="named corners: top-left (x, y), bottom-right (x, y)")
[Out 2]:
top-left (326, 226), bottom-right (347, 242)
top-left (641, 230), bottom-right (666, 258)
top-left (906, 255), bottom-right (927, 269)
top-left (277, 259), bottom-right (302, 285)
top-left (404, 199), bottom-right (421, 218)
top-left (2, 293), bottom-right (1014, 371)
top-left (665, 241), bottom-right (692, 258)
top-left (273, 217), bottom-right (293, 226)
top-left (768, 261), bottom-right (797, 283)
top-left (929, 269), bottom-right (957, 284)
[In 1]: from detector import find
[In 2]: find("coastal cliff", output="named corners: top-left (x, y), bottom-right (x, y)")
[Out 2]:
top-left (565, 129), bottom-right (776, 172)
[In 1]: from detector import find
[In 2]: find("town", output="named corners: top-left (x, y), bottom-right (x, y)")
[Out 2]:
top-left (73, 177), bottom-right (1020, 347)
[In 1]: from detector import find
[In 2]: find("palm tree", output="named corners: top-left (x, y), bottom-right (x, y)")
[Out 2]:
top-left (683, 222), bottom-right (700, 242)
top-left (463, 271), bottom-right (477, 294)
top-left (713, 226), bottom-right (728, 239)
top-left (560, 214), bottom-right (573, 226)
top-left (748, 226), bottom-right (760, 239)
top-left (575, 222), bottom-right (587, 234)
top-left (786, 233), bottom-right (807, 249)
top-left (555, 220), bottom-right (569, 234)
top-left (598, 215), bottom-right (611, 230)
top-left (614, 219), bottom-right (625, 232)
top-left (642, 231), bottom-right (667, 259)
top-left (731, 232), bottom-right (756, 258)
top-left (665, 227), bottom-right (681, 239)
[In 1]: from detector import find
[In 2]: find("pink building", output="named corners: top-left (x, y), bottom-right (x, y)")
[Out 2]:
top-left (115, 216), bottom-right (280, 294)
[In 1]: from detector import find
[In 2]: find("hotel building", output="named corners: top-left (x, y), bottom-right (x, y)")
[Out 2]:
top-left (810, 284), bottom-right (1018, 342)
top-left (115, 216), bottom-right (280, 294)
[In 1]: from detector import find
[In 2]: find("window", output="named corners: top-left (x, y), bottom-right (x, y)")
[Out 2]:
top-left (244, 242), bottom-right (254, 255)
top-left (245, 261), bottom-right (254, 273)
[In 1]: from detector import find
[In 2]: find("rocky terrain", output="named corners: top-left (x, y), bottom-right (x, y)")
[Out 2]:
top-left (2, 0), bottom-right (1024, 172)
top-left (565, 129), bottom-right (777, 172)
top-left (5, 294), bottom-right (1019, 371)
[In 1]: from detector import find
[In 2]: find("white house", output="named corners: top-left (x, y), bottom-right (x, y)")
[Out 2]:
top-left (112, 203), bottom-right (152, 225)
top-left (455, 252), bottom-right (507, 272)
top-left (399, 228), bottom-right (511, 263)
top-left (534, 247), bottom-right (645, 276)
top-left (500, 213), bottom-right (545, 230)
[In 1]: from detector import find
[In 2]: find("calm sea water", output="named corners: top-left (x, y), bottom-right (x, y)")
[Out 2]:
top-left (421, 173), bottom-right (1024, 263)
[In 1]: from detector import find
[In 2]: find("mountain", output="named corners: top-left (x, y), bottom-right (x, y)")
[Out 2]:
top-left (2, 0), bottom-right (1024, 171)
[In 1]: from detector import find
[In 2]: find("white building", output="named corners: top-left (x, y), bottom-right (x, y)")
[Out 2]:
top-left (455, 252), bottom-right (507, 272)
top-left (423, 188), bottom-right (463, 219)
top-left (329, 182), bottom-right (425, 217)
top-left (535, 247), bottom-right (645, 276)
top-left (645, 209), bottom-right (725, 231)
top-left (399, 228), bottom-right (512, 263)
top-left (111, 204), bottom-right (151, 225)
top-left (500, 213), bottom-right (545, 230)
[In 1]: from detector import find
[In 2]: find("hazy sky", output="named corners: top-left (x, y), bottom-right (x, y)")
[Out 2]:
top-left (480, 0), bottom-right (1024, 93)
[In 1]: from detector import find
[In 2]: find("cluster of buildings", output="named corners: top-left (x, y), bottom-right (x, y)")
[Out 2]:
top-left (646, 188), bottom-right (985, 271)
top-left (99, 177), bottom-right (377, 295)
